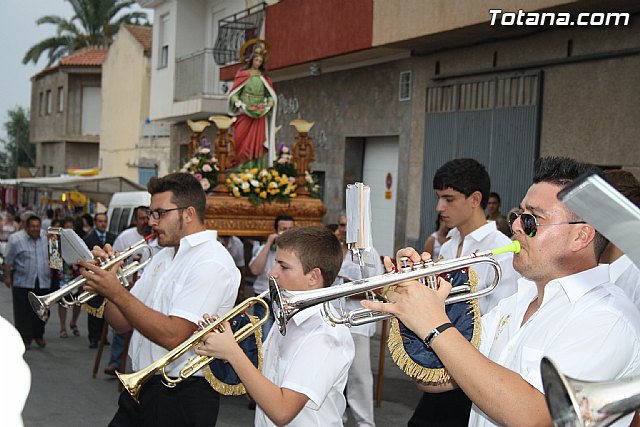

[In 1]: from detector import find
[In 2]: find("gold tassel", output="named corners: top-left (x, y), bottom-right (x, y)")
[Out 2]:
top-left (82, 299), bottom-right (107, 318)
top-left (387, 267), bottom-right (481, 384)
top-left (203, 314), bottom-right (264, 395)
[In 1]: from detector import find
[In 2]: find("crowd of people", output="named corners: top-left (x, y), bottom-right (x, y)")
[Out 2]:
top-left (1, 156), bottom-right (639, 427)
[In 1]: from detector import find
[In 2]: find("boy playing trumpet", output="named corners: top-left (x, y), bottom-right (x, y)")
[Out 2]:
top-left (196, 226), bottom-right (355, 426)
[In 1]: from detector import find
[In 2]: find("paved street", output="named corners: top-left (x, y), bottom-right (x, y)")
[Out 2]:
top-left (1, 285), bottom-right (421, 426)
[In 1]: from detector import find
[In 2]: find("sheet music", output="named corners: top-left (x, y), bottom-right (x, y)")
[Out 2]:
top-left (60, 229), bottom-right (94, 265)
top-left (345, 183), bottom-right (376, 269)
top-left (558, 173), bottom-right (640, 267)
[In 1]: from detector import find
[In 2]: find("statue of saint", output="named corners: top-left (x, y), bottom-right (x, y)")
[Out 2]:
top-left (228, 39), bottom-right (277, 168)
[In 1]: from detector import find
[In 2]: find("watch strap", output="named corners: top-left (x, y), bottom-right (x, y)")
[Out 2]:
top-left (423, 322), bottom-right (454, 348)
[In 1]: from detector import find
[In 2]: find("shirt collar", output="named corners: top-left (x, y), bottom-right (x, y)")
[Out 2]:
top-left (447, 221), bottom-right (497, 242)
top-left (609, 255), bottom-right (633, 282)
top-left (290, 296), bottom-right (323, 326)
top-left (549, 264), bottom-right (611, 304)
top-left (180, 229), bottom-right (218, 248)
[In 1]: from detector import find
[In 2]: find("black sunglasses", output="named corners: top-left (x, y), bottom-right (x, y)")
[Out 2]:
top-left (508, 211), bottom-right (586, 238)
top-left (146, 207), bottom-right (187, 220)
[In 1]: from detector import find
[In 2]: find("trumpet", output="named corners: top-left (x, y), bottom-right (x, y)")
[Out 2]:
top-left (117, 291), bottom-right (269, 403)
top-left (270, 241), bottom-right (521, 335)
top-left (28, 234), bottom-right (156, 321)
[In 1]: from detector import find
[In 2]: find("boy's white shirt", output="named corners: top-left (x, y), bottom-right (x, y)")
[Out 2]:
top-left (255, 302), bottom-right (355, 426)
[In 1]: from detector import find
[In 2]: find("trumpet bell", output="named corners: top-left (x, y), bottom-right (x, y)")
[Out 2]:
top-left (541, 357), bottom-right (640, 427)
top-left (28, 292), bottom-right (49, 321)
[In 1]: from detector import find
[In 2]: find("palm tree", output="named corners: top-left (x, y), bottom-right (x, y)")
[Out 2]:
top-left (22, 0), bottom-right (149, 67)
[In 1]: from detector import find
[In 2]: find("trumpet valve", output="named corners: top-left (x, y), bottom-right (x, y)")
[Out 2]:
top-left (423, 260), bottom-right (437, 289)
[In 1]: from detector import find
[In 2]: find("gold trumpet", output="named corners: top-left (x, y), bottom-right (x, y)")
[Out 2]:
top-left (28, 234), bottom-right (156, 321)
top-left (270, 241), bottom-right (521, 335)
top-left (117, 291), bottom-right (269, 403)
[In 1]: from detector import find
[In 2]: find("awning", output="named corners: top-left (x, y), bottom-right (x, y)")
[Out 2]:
top-left (0, 175), bottom-right (145, 205)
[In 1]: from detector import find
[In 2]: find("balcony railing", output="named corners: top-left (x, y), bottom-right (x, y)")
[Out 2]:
top-left (174, 49), bottom-right (219, 102)
top-left (213, 2), bottom-right (266, 66)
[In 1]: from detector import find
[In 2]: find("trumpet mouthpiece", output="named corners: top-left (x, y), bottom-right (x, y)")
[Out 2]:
top-left (492, 240), bottom-right (521, 256)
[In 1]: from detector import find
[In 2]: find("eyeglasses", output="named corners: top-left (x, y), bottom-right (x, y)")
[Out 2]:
top-left (508, 211), bottom-right (586, 238)
top-left (145, 207), bottom-right (187, 220)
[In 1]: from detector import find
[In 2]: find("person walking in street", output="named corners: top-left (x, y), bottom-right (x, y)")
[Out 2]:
top-left (3, 214), bottom-right (51, 350)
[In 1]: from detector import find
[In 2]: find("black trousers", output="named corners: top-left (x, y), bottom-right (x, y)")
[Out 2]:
top-left (87, 311), bottom-right (104, 344)
top-left (408, 389), bottom-right (472, 427)
top-left (12, 280), bottom-right (48, 344)
top-left (109, 377), bottom-right (220, 427)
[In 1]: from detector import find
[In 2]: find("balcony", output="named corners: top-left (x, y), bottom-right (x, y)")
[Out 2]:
top-left (174, 49), bottom-right (220, 102)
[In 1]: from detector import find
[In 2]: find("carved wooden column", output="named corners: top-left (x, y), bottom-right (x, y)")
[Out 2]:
top-left (186, 120), bottom-right (211, 158)
top-left (290, 119), bottom-right (315, 198)
top-left (209, 116), bottom-right (236, 194)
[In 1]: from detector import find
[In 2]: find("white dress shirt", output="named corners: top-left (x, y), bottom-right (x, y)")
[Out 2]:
top-left (128, 230), bottom-right (240, 377)
top-left (609, 255), bottom-right (640, 311)
top-left (469, 265), bottom-right (640, 427)
top-left (440, 222), bottom-right (519, 313)
top-left (250, 244), bottom-right (276, 294)
top-left (256, 303), bottom-right (355, 427)
top-left (330, 247), bottom-right (384, 337)
top-left (0, 315), bottom-right (30, 427)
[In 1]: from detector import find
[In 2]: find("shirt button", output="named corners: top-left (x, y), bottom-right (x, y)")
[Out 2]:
top-left (507, 345), bottom-right (513, 352)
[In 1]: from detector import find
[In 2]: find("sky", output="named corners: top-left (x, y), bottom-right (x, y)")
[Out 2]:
top-left (0, 0), bottom-right (152, 145)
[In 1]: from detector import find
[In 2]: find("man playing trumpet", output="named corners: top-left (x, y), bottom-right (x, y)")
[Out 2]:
top-left (79, 173), bottom-right (240, 427)
top-left (364, 157), bottom-right (640, 427)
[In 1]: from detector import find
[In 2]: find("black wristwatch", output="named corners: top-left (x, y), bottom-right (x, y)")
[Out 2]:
top-left (423, 322), bottom-right (454, 348)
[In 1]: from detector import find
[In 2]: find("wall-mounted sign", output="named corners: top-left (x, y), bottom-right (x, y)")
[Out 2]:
top-left (385, 172), bottom-right (393, 199)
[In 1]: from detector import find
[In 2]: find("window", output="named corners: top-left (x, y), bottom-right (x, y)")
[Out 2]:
top-left (57, 87), bottom-right (64, 112)
top-left (39, 92), bottom-right (44, 116)
top-left (399, 71), bottom-right (412, 101)
top-left (46, 90), bottom-right (52, 114)
top-left (81, 86), bottom-right (102, 135)
top-left (159, 13), bottom-right (170, 69)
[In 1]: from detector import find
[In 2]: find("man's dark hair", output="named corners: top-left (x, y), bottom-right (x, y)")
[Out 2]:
top-left (147, 173), bottom-right (206, 222)
top-left (604, 170), bottom-right (640, 208)
top-left (489, 192), bottom-right (501, 204)
top-left (82, 213), bottom-right (94, 228)
top-left (433, 158), bottom-right (491, 209)
top-left (133, 205), bottom-right (149, 217)
top-left (276, 226), bottom-right (343, 287)
top-left (26, 215), bottom-right (41, 226)
top-left (46, 208), bottom-right (54, 219)
top-left (274, 215), bottom-right (294, 230)
top-left (94, 212), bottom-right (108, 222)
top-left (533, 157), bottom-right (608, 259)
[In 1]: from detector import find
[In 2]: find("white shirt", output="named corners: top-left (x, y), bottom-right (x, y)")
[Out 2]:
top-left (440, 222), bottom-right (519, 313)
top-left (256, 304), bottom-right (355, 427)
top-left (469, 265), bottom-right (640, 427)
top-left (330, 247), bottom-right (384, 337)
top-left (0, 315), bottom-right (30, 427)
top-left (609, 255), bottom-right (640, 311)
top-left (221, 235), bottom-right (245, 268)
top-left (250, 243), bottom-right (277, 294)
top-left (128, 230), bottom-right (240, 377)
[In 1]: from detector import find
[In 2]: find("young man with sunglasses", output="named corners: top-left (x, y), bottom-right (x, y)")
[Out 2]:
top-left (79, 173), bottom-right (240, 427)
top-left (364, 157), bottom-right (640, 427)
top-left (407, 158), bottom-right (521, 426)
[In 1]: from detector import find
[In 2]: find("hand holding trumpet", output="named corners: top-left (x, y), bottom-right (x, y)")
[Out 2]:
top-left (362, 247), bottom-right (453, 341)
top-left (77, 244), bottom-right (126, 302)
top-left (194, 314), bottom-right (245, 363)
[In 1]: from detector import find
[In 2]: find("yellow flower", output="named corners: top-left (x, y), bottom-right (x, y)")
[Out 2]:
top-left (232, 187), bottom-right (240, 197)
top-left (290, 193), bottom-right (297, 198)
top-left (259, 191), bottom-right (267, 199)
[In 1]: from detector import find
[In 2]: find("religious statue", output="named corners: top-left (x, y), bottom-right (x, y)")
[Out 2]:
top-left (228, 39), bottom-right (277, 168)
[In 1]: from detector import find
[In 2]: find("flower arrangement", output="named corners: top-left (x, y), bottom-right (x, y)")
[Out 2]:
top-left (180, 137), bottom-right (219, 192)
top-left (226, 168), bottom-right (297, 205)
top-left (225, 143), bottom-right (320, 205)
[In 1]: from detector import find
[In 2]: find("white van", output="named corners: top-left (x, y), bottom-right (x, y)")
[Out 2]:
top-left (106, 191), bottom-right (151, 234)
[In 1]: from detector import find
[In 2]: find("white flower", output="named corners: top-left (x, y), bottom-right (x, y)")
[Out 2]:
top-left (250, 179), bottom-right (260, 187)
top-left (190, 157), bottom-right (199, 165)
top-left (199, 148), bottom-right (210, 154)
top-left (241, 182), bottom-right (250, 190)
top-left (202, 164), bottom-right (213, 172)
top-left (200, 179), bottom-right (211, 191)
top-left (180, 167), bottom-right (187, 173)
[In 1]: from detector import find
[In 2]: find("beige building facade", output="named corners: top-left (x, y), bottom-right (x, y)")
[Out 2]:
top-left (100, 25), bottom-right (171, 184)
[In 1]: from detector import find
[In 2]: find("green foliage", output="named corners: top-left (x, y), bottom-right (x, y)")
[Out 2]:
top-left (0, 107), bottom-right (33, 178)
top-left (22, 0), bottom-right (150, 67)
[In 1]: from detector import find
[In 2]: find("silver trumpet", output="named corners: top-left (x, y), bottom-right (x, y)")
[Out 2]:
top-left (28, 234), bottom-right (156, 321)
top-left (541, 357), bottom-right (640, 427)
top-left (269, 241), bottom-right (520, 335)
